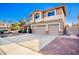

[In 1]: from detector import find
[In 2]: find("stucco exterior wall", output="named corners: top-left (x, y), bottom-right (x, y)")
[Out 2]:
top-left (56, 8), bottom-right (63, 15)
top-left (0, 23), bottom-right (11, 30)
top-left (29, 5), bottom-right (66, 35)
top-left (30, 7), bottom-right (65, 24)
top-left (31, 11), bottom-right (43, 23)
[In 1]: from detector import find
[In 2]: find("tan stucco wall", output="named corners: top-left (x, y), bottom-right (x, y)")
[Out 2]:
top-left (31, 11), bottom-right (43, 23)
top-left (31, 19), bottom-right (64, 35)
top-left (56, 8), bottom-right (64, 15)
top-left (30, 7), bottom-right (66, 35)
top-left (30, 7), bottom-right (65, 24)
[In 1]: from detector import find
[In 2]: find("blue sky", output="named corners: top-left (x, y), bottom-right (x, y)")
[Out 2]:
top-left (0, 3), bottom-right (79, 24)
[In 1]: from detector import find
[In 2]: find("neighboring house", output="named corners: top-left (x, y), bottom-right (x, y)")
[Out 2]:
top-left (0, 22), bottom-right (11, 30)
top-left (21, 24), bottom-right (30, 31)
top-left (66, 15), bottom-right (79, 35)
top-left (66, 24), bottom-right (79, 35)
top-left (29, 4), bottom-right (67, 35)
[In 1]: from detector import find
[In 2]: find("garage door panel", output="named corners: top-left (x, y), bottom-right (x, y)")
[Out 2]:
top-left (32, 25), bottom-right (45, 34)
top-left (48, 24), bottom-right (59, 35)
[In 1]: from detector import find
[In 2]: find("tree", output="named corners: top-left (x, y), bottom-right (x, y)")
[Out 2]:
top-left (20, 18), bottom-right (27, 26)
top-left (11, 22), bottom-right (20, 30)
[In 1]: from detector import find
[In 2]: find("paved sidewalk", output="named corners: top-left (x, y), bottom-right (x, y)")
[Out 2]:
top-left (0, 43), bottom-right (42, 55)
top-left (0, 37), bottom-right (42, 55)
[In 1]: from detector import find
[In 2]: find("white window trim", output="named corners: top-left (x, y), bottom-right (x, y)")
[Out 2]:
top-left (54, 10), bottom-right (56, 15)
top-left (34, 13), bottom-right (42, 20)
top-left (46, 10), bottom-right (56, 17)
top-left (34, 13), bottom-right (42, 22)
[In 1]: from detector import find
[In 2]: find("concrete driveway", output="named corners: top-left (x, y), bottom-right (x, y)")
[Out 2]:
top-left (0, 37), bottom-right (42, 55)
top-left (0, 33), bottom-right (78, 55)
top-left (5, 34), bottom-right (57, 51)
top-left (0, 33), bottom-right (57, 54)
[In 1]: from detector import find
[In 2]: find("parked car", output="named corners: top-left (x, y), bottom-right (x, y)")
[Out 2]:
top-left (0, 29), bottom-right (13, 34)
top-left (4, 30), bottom-right (9, 33)
top-left (18, 30), bottom-right (22, 33)
top-left (0, 30), bottom-right (4, 34)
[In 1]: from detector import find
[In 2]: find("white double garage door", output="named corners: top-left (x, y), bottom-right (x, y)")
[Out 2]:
top-left (32, 24), bottom-right (60, 35)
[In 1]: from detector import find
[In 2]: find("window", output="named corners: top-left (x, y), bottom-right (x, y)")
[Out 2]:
top-left (34, 13), bottom-right (40, 19)
top-left (47, 10), bottom-right (56, 16)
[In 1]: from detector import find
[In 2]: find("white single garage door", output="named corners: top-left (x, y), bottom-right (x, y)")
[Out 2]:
top-left (48, 24), bottom-right (59, 35)
top-left (32, 25), bottom-right (45, 34)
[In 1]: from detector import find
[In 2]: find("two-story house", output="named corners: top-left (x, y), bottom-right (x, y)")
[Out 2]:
top-left (29, 4), bottom-right (67, 35)
top-left (0, 22), bottom-right (11, 30)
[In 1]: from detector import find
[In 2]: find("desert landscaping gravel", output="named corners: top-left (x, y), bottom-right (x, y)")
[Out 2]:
top-left (40, 37), bottom-right (79, 55)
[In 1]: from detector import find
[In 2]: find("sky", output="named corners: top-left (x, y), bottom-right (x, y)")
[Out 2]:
top-left (0, 3), bottom-right (79, 24)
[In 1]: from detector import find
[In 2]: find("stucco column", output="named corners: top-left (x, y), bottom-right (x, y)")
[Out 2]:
top-left (45, 24), bottom-right (48, 34)
top-left (59, 23), bottom-right (61, 31)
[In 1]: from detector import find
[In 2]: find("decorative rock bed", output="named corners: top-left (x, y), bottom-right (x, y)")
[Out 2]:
top-left (40, 37), bottom-right (79, 55)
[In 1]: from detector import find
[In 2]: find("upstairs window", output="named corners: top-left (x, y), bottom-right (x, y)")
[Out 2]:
top-left (47, 10), bottom-right (56, 16)
top-left (34, 13), bottom-right (40, 19)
